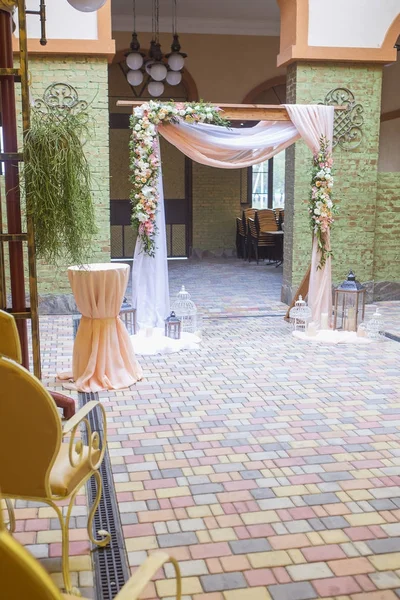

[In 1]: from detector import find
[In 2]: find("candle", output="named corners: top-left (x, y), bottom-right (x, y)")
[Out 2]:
top-left (357, 323), bottom-right (367, 337)
top-left (307, 321), bottom-right (317, 336)
top-left (320, 313), bottom-right (329, 330)
top-left (145, 327), bottom-right (153, 338)
top-left (347, 308), bottom-right (356, 332)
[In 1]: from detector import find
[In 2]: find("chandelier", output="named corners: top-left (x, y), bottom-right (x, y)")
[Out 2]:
top-left (125, 0), bottom-right (187, 97)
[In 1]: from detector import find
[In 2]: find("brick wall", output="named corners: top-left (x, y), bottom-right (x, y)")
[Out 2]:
top-left (2, 56), bottom-right (111, 308)
top-left (282, 62), bottom-right (383, 303)
top-left (373, 172), bottom-right (400, 299)
top-left (192, 164), bottom-right (248, 255)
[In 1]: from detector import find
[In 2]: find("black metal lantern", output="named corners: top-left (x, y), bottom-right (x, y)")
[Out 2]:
top-left (119, 297), bottom-right (137, 335)
top-left (165, 311), bottom-right (181, 339)
top-left (333, 271), bottom-right (366, 332)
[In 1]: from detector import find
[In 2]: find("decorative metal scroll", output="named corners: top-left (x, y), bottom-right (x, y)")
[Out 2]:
top-left (33, 83), bottom-right (88, 118)
top-left (321, 88), bottom-right (364, 150)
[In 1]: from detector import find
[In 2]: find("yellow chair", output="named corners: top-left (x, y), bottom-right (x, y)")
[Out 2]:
top-left (0, 355), bottom-right (110, 593)
top-left (0, 308), bottom-right (22, 363)
top-left (0, 490), bottom-right (182, 600)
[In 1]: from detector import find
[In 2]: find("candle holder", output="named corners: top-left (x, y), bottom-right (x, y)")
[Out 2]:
top-left (165, 311), bottom-right (181, 340)
top-left (333, 271), bottom-right (366, 332)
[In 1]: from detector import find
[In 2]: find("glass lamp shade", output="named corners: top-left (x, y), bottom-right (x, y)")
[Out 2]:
top-left (66, 0), bottom-right (106, 12)
top-left (168, 52), bottom-right (185, 71)
top-left (127, 69), bottom-right (143, 87)
top-left (166, 70), bottom-right (182, 86)
top-left (149, 62), bottom-right (168, 82)
top-left (126, 52), bottom-right (143, 70)
top-left (148, 81), bottom-right (164, 97)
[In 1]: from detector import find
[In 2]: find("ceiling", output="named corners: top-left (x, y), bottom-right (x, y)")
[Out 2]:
top-left (111, 0), bottom-right (281, 36)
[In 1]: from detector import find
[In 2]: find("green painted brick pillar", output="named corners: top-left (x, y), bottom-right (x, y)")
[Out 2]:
top-left (18, 56), bottom-right (111, 311)
top-left (282, 62), bottom-right (383, 304)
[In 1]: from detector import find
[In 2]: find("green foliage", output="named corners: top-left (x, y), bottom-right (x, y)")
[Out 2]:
top-left (23, 108), bottom-right (97, 265)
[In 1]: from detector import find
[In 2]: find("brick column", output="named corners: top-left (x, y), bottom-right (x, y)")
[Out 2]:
top-left (282, 62), bottom-right (383, 304)
top-left (11, 56), bottom-right (111, 312)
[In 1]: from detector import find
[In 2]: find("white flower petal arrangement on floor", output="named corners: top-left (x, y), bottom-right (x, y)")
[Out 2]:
top-left (130, 327), bottom-right (201, 355)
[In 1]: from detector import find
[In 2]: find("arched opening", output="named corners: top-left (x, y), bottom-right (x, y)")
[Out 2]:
top-left (108, 52), bottom-right (199, 260)
top-left (243, 77), bottom-right (287, 211)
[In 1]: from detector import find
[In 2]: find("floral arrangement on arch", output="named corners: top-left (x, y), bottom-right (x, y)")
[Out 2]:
top-left (130, 101), bottom-right (228, 256)
top-left (309, 136), bottom-right (337, 268)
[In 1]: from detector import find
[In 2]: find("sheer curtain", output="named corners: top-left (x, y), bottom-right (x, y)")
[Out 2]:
top-left (131, 105), bottom-right (334, 328)
top-left (131, 141), bottom-right (170, 330)
top-left (284, 105), bottom-right (334, 324)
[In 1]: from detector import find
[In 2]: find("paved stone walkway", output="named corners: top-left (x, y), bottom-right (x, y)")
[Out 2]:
top-left (13, 260), bottom-right (400, 599)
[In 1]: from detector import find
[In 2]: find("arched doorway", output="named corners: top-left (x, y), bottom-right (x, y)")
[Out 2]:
top-left (243, 76), bottom-right (287, 210)
top-left (108, 52), bottom-right (199, 260)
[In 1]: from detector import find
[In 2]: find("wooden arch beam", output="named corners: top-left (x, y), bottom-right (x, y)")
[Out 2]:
top-left (116, 101), bottom-right (346, 121)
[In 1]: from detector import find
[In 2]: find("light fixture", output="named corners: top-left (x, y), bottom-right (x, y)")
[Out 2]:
top-left (149, 62), bottom-right (168, 82)
top-left (166, 70), bottom-right (182, 86)
top-left (126, 0), bottom-right (144, 72)
top-left (66, 0), bottom-right (107, 12)
top-left (166, 0), bottom-right (187, 71)
top-left (127, 69), bottom-right (144, 86)
top-left (148, 81), bottom-right (164, 97)
top-left (125, 0), bottom-right (187, 97)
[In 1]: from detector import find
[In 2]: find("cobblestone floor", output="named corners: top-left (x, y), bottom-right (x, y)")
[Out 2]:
top-left (14, 260), bottom-right (400, 600)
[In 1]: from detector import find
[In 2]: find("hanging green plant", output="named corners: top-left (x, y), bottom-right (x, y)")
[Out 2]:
top-left (23, 84), bottom-right (97, 266)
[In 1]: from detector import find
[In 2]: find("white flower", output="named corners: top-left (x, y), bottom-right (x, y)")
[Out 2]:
top-left (134, 107), bottom-right (144, 117)
top-left (179, 109), bottom-right (186, 116)
top-left (137, 211), bottom-right (148, 223)
top-left (134, 124), bottom-right (141, 131)
top-left (141, 185), bottom-right (154, 197)
top-left (186, 106), bottom-right (193, 114)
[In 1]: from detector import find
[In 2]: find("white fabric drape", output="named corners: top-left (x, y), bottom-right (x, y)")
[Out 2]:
top-left (131, 105), bottom-right (334, 329)
top-left (131, 141), bottom-right (170, 329)
top-left (159, 120), bottom-right (300, 168)
top-left (284, 105), bottom-right (334, 324)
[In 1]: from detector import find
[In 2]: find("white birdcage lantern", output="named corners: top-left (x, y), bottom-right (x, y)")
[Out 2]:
top-left (171, 285), bottom-right (197, 334)
top-left (366, 309), bottom-right (385, 340)
top-left (289, 295), bottom-right (312, 332)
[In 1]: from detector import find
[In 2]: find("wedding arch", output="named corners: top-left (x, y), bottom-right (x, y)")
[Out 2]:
top-left (117, 100), bottom-right (340, 330)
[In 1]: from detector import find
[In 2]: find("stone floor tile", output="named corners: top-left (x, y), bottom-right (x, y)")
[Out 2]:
top-left (370, 572), bottom-right (400, 589)
top-left (370, 554), bottom-right (400, 571)
top-left (229, 539), bottom-right (271, 554)
top-left (312, 575), bottom-right (362, 596)
top-left (287, 562), bottom-right (334, 580)
top-left (328, 557), bottom-right (376, 576)
top-left (247, 550), bottom-right (292, 569)
top-left (224, 588), bottom-right (271, 600)
top-left (201, 572), bottom-right (247, 592)
top-left (267, 581), bottom-right (317, 600)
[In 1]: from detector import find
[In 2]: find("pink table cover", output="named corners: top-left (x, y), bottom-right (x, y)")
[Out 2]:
top-left (62, 263), bottom-right (142, 392)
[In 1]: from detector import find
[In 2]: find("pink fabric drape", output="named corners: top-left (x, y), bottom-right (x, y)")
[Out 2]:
top-left (284, 105), bottom-right (334, 325)
top-left (59, 264), bottom-right (142, 392)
